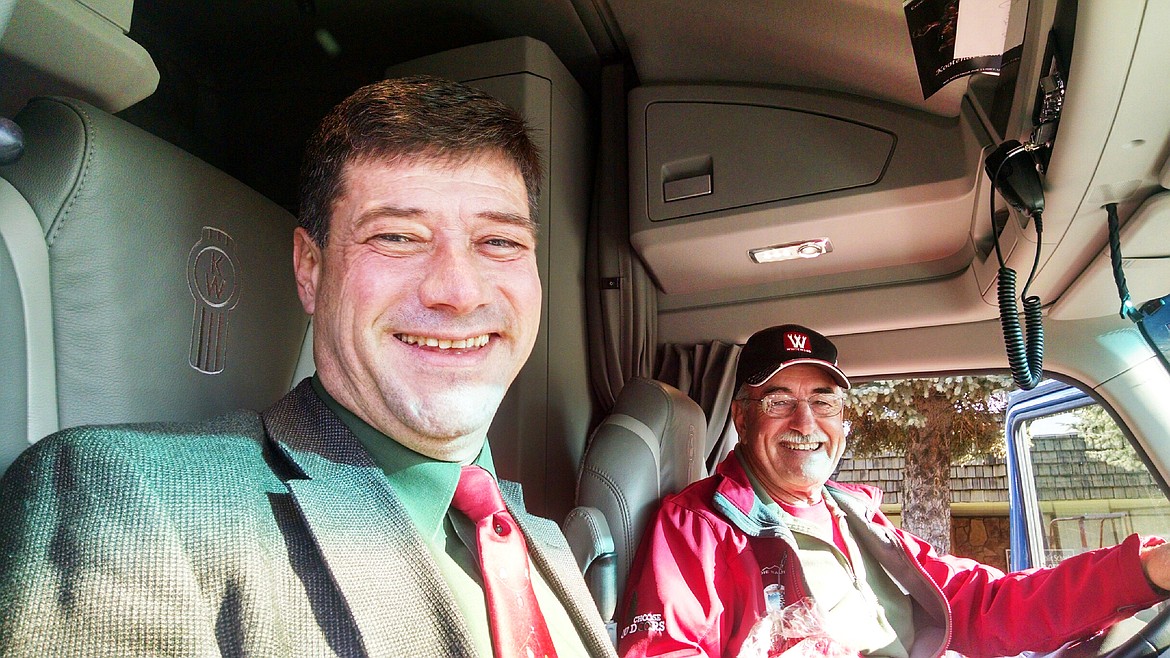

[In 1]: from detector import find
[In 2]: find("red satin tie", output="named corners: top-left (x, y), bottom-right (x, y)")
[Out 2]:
top-left (451, 465), bottom-right (558, 658)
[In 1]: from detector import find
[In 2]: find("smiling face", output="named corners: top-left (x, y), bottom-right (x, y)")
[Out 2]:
top-left (293, 152), bottom-right (540, 461)
top-left (731, 364), bottom-right (847, 505)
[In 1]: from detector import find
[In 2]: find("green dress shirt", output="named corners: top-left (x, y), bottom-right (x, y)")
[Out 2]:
top-left (312, 376), bottom-right (590, 657)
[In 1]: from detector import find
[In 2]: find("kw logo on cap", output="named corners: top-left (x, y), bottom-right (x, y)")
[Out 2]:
top-left (784, 331), bottom-right (812, 353)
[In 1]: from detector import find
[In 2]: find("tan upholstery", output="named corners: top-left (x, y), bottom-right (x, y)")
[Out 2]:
top-left (0, 96), bottom-right (308, 476)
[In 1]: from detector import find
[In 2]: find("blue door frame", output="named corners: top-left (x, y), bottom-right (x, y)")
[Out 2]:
top-left (1003, 380), bottom-right (1094, 572)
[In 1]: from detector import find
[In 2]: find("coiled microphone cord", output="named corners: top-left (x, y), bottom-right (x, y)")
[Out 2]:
top-left (989, 143), bottom-right (1045, 390)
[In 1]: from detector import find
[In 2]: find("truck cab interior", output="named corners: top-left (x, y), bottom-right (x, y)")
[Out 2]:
top-left (2, 0), bottom-right (1170, 654)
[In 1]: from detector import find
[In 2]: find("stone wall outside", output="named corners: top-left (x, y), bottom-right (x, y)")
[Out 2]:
top-left (951, 515), bottom-right (1010, 572)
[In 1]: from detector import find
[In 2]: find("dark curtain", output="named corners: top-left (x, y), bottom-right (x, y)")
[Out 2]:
top-left (586, 63), bottom-right (657, 412)
top-left (656, 341), bottom-right (741, 472)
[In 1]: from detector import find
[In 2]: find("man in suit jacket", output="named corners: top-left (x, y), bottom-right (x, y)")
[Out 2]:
top-left (0, 76), bottom-right (616, 657)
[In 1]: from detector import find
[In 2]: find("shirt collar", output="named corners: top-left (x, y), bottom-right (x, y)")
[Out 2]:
top-left (736, 450), bottom-right (783, 518)
top-left (310, 374), bottom-right (495, 543)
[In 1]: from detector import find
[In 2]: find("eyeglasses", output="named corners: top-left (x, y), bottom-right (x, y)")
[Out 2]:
top-left (748, 393), bottom-right (845, 419)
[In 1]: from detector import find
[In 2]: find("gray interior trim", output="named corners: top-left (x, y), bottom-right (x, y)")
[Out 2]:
top-left (292, 320), bottom-right (315, 388)
top-left (388, 37), bottom-right (594, 520)
top-left (0, 0), bottom-right (159, 115)
top-left (0, 178), bottom-right (58, 444)
top-left (0, 0), bottom-right (14, 42)
top-left (602, 413), bottom-right (661, 497)
top-left (563, 505), bottom-right (616, 571)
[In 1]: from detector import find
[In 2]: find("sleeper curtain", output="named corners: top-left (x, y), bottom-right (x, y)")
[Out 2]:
top-left (656, 341), bottom-right (741, 472)
top-left (587, 63), bottom-right (657, 411)
top-left (583, 63), bottom-right (741, 469)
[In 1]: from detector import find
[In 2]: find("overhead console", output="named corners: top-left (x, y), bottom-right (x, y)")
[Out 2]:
top-left (628, 85), bottom-right (988, 298)
top-left (640, 100), bottom-right (894, 222)
top-left (1031, 0), bottom-right (1170, 321)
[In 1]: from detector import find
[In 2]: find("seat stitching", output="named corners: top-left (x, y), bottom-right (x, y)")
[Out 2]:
top-left (582, 464), bottom-right (634, 574)
top-left (47, 99), bottom-right (96, 247)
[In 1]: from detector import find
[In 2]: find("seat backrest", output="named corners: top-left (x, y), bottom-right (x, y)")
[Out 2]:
top-left (0, 96), bottom-right (309, 476)
top-left (564, 377), bottom-right (707, 631)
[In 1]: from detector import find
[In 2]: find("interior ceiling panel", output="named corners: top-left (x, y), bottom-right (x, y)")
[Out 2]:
top-left (605, 0), bottom-right (968, 117)
top-left (131, 0), bottom-right (964, 116)
top-left (123, 0), bottom-right (602, 209)
top-left (131, 0), bottom-right (600, 86)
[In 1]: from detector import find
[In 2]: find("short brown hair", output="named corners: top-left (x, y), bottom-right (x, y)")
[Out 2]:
top-left (298, 75), bottom-right (542, 246)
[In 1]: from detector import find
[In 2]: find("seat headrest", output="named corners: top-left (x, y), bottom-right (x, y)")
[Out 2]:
top-left (0, 96), bottom-right (308, 432)
top-left (608, 377), bottom-right (707, 495)
top-left (574, 377), bottom-right (707, 602)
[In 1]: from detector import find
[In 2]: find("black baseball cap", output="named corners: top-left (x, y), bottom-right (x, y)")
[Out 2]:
top-left (735, 324), bottom-right (850, 390)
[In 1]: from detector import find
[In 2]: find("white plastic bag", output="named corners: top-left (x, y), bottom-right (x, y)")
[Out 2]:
top-left (736, 597), bottom-right (857, 658)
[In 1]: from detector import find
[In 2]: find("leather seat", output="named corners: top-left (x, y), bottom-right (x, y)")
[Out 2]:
top-left (564, 376), bottom-right (707, 638)
top-left (0, 96), bottom-right (309, 476)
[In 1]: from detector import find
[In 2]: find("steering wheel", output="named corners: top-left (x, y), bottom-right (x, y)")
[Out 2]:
top-left (1101, 603), bottom-right (1170, 658)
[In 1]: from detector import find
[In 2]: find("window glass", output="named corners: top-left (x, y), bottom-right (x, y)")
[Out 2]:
top-left (838, 376), bottom-right (1013, 570)
top-left (1019, 403), bottom-right (1170, 566)
top-left (837, 376), bottom-right (1170, 572)
top-left (1134, 294), bottom-right (1170, 373)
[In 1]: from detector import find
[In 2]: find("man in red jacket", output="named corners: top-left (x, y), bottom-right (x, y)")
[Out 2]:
top-left (618, 323), bottom-right (1170, 658)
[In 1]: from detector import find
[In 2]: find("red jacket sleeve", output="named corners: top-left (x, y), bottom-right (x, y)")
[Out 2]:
top-left (903, 529), bottom-right (1166, 656)
top-left (617, 497), bottom-right (758, 658)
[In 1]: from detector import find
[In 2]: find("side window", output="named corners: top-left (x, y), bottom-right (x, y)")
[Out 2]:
top-left (1006, 382), bottom-right (1170, 569)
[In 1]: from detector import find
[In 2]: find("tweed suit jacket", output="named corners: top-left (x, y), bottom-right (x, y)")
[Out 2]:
top-left (0, 380), bottom-right (616, 657)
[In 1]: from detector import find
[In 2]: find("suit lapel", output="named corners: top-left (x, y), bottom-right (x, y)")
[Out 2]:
top-left (263, 381), bottom-right (477, 658)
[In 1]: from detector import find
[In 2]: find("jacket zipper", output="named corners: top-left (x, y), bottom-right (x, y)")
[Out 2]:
top-left (890, 527), bottom-right (953, 658)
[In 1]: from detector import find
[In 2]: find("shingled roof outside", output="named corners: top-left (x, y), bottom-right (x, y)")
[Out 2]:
top-left (832, 431), bottom-right (1161, 505)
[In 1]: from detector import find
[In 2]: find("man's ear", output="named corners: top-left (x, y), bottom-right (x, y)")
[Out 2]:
top-left (730, 398), bottom-right (749, 440)
top-left (292, 227), bottom-right (322, 315)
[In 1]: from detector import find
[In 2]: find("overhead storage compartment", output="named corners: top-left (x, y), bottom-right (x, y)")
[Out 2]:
top-left (644, 102), bottom-right (895, 222)
top-left (629, 85), bottom-right (989, 297)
